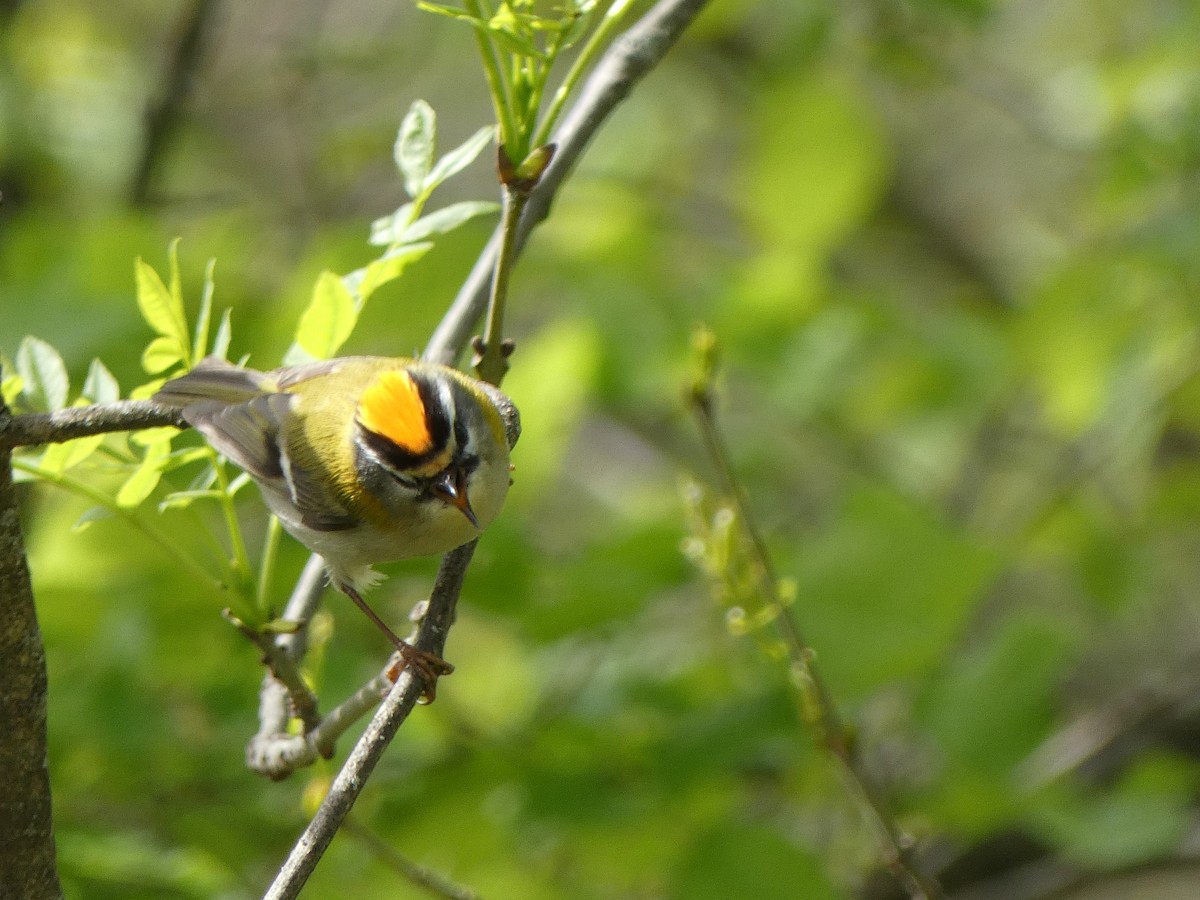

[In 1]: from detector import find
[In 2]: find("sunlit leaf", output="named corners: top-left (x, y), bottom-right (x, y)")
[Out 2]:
top-left (129, 379), bottom-right (166, 401)
top-left (400, 201), bottom-right (499, 243)
top-left (368, 202), bottom-right (416, 247)
top-left (426, 126), bottom-right (495, 191)
top-left (211, 308), bottom-right (233, 360)
top-left (131, 426), bottom-right (181, 447)
top-left (82, 358), bottom-right (120, 404)
top-left (487, 5), bottom-right (546, 58)
top-left (192, 259), bottom-right (217, 362)
top-left (39, 433), bottom-right (106, 474)
top-left (415, 3), bottom-right (485, 26)
top-left (395, 100), bottom-right (436, 199)
top-left (17, 336), bottom-right (70, 412)
top-left (352, 242), bottom-right (433, 304)
top-left (294, 271), bottom-right (358, 360)
top-left (116, 439), bottom-right (170, 508)
top-left (2, 373), bottom-right (24, 406)
top-left (135, 248), bottom-right (189, 356)
top-left (141, 335), bottom-right (184, 375)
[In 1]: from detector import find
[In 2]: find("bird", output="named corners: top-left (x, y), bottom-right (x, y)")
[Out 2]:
top-left (154, 355), bottom-right (520, 697)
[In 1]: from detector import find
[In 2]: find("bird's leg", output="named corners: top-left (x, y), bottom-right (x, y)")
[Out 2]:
top-left (338, 583), bottom-right (453, 703)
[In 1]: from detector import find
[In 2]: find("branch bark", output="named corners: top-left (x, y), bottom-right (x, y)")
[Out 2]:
top-left (0, 390), bottom-right (63, 900)
top-left (0, 400), bottom-right (185, 449)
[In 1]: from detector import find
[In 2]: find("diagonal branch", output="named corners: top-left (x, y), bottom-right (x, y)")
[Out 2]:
top-left (264, 0), bottom-right (714, 895)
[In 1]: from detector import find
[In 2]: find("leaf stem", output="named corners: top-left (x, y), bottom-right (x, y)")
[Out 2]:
top-left (474, 182), bottom-right (528, 386)
top-left (464, 0), bottom-right (518, 151)
top-left (209, 450), bottom-right (255, 605)
top-left (257, 515), bottom-right (283, 616)
top-left (11, 457), bottom-right (227, 596)
top-left (532, 0), bottom-right (633, 149)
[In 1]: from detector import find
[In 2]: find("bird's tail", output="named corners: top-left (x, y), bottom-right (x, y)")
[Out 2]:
top-left (153, 357), bottom-right (274, 408)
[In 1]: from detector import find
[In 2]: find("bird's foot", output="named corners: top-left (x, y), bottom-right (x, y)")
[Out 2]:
top-left (385, 642), bottom-right (454, 704)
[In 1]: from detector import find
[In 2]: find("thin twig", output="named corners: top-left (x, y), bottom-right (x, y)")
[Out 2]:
top-left (472, 181), bottom-right (528, 385)
top-left (342, 816), bottom-right (481, 900)
top-left (687, 341), bottom-right (944, 900)
top-left (247, 555), bottom-right (330, 780)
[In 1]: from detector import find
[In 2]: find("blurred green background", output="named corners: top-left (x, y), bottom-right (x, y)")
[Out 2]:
top-left (6, 0), bottom-right (1200, 897)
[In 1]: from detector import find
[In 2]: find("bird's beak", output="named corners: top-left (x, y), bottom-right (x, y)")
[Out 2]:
top-left (432, 466), bottom-right (480, 528)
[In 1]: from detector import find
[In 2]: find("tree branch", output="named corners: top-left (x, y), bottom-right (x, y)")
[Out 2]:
top-left (0, 400), bottom-right (185, 450)
top-left (0, 389), bottom-right (63, 900)
top-left (264, 0), bottom-right (713, 894)
top-left (263, 541), bottom-right (476, 900)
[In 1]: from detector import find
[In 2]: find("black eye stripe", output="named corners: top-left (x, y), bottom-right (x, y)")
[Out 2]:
top-left (454, 415), bottom-right (470, 454)
top-left (410, 370), bottom-right (451, 449)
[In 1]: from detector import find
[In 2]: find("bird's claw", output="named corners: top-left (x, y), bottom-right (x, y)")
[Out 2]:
top-left (386, 643), bottom-right (454, 704)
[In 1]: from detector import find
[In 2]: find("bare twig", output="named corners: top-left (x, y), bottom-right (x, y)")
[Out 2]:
top-left (247, 555), bottom-right (331, 779)
top-left (342, 816), bottom-right (481, 900)
top-left (0, 400), bottom-right (184, 449)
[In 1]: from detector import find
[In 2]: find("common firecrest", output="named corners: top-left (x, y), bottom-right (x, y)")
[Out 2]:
top-left (154, 355), bottom-right (520, 694)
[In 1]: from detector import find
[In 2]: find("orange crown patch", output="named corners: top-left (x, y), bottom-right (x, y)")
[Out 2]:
top-left (357, 370), bottom-right (433, 453)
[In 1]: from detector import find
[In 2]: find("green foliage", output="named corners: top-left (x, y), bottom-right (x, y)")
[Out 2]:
top-left (8, 2), bottom-right (1200, 898)
top-left (287, 100), bottom-right (497, 364)
top-left (419, 0), bottom-right (633, 164)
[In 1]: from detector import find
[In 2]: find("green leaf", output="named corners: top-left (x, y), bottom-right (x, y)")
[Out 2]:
top-left (141, 335), bottom-right (184, 375)
top-left (135, 250), bottom-right (189, 353)
top-left (415, 3), bottom-right (485, 27)
top-left (487, 5), bottom-right (546, 58)
top-left (116, 438), bottom-right (170, 508)
top-left (425, 126), bottom-right (495, 192)
top-left (192, 258), bottom-right (217, 362)
top-left (368, 202), bottom-right (416, 246)
top-left (129, 379), bottom-right (166, 401)
top-left (40, 433), bottom-right (105, 474)
top-left (211, 308), bottom-right (233, 360)
top-left (395, 100), bottom-right (436, 199)
top-left (131, 426), bottom-right (181, 447)
top-left (17, 336), bottom-right (70, 412)
top-left (351, 242), bottom-right (433, 305)
top-left (2, 372), bottom-right (22, 406)
top-left (82, 358), bottom-right (120, 404)
top-left (294, 271), bottom-right (358, 360)
top-left (400, 201), bottom-right (500, 243)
